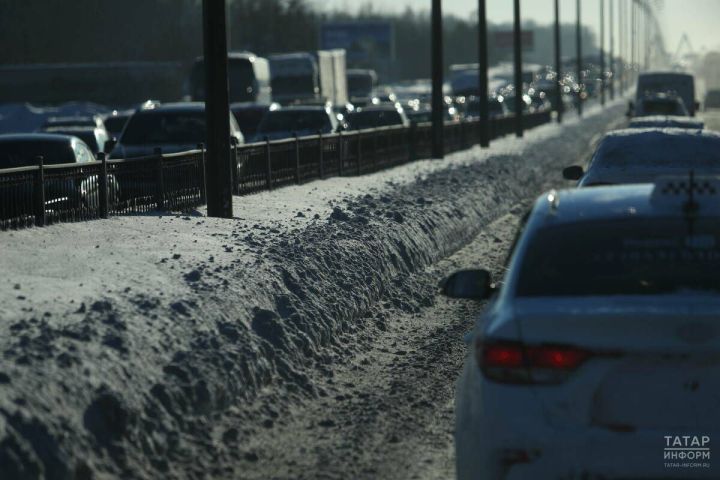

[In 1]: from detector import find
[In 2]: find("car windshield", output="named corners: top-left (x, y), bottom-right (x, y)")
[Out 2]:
top-left (348, 75), bottom-right (374, 97)
top-left (0, 140), bottom-right (75, 168)
top-left (257, 111), bottom-right (329, 134)
top-left (121, 111), bottom-right (206, 145)
top-left (233, 108), bottom-right (267, 137)
top-left (104, 115), bottom-right (129, 135)
top-left (516, 219), bottom-right (720, 297)
top-left (593, 133), bottom-right (720, 169)
top-left (47, 130), bottom-right (99, 152)
top-left (271, 76), bottom-right (317, 97)
top-left (349, 110), bottom-right (402, 129)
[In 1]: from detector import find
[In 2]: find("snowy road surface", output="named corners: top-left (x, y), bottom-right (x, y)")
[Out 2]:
top-left (0, 103), bottom-right (625, 479)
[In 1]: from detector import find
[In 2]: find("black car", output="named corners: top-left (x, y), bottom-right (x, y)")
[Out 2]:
top-left (111, 102), bottom-right (244, 159)
top-left (41, 126), bottom-right (110, 154)
top-left (252, 106), bottom-right (339, 142)
top-left (0, 134), bottom-right (120, 219)
top-left (347, 106), bottom-right (410, 130)
top-left (231, 102), bottom-right (280, 139)
top-left (103, 110), bottom-right (134, 138)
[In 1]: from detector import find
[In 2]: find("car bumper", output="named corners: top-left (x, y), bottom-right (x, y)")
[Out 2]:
top-left (455, 359), bottom-right (718, 480)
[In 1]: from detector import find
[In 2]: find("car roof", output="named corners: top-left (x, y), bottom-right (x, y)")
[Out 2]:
top-left (0, 133), bottom-right (74, 144)
top-left (532, 182), bottom-right (720, 227)
top-left (269, 106), bottom-right (329, 113)
top-left (601, 127), bottom-right (719, 142)
top-left (629, 116), bottom-right (704, 129)
top-left (137, 102), bottom-right (206, 113)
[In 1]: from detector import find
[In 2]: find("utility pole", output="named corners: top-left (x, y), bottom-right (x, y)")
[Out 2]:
top-left (431, 0), bottom-right (444, 159)
top-left (513, 0), bottom-right (523, 137)
top-left (554, 0), bottom-right (563, 123)
top-left (631, 0), bottom-right (636, 84)
top-left (610, 0), bottom-right (615, 100)
top-left (202, 0), bottom-right (233, 218)
top-left (576, 0), bottom-right (583, 116)
top-left (478, 0), bottom-right (490, 147)
top-left (600, 0), bottom-right (606, 106)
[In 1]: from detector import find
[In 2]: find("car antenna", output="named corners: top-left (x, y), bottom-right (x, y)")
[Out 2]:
top-left (683, 170), bottom-right (699, 236)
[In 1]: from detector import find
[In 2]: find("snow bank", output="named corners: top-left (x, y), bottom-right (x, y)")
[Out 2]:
top-left (0, 104), bottom-right (625, 479)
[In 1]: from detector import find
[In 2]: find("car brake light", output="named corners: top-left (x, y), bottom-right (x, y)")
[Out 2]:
top-left (477, 340), bottom-right (591, 384)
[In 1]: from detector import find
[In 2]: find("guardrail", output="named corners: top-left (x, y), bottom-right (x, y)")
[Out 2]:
top-left (0, 112), bottom-right (552, 230)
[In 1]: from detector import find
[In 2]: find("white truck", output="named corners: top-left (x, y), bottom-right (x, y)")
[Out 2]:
top-left (269, 50), bottom-right (348, 106)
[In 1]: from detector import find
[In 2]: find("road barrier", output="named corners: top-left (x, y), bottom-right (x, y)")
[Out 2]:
top-left (0, 111), bottom-right (552, 230)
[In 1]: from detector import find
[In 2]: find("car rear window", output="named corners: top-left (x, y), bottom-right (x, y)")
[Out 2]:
top-left (642, 100), bottom-right (684, 116)
top-left (257, 111), bottom-right (329, 134)
top-left (516, 219), bottom-right (720, 297)
top-left (0, 140), bottom-right (75, 168)
top-left (122, 111), bottom-right (206, 145)
top-left (594, 133), bottom-right (720, 169)
top-left (349, 110), bottom-right (403, 129)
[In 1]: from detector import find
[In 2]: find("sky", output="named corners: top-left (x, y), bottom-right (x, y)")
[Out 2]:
top-left (313, 0), bottom-right (720, 55)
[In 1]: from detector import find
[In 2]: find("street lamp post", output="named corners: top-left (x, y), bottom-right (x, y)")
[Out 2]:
top-left (513, 0), bottom-right (524, 137)
top-left (431, 0), bottom-right (444, 159)
top-left (576, 0), bottom-right (583, 116)
top-left (554, 0), bottom-right (563, 123)
top-left (202, 0), bottom-right (233, 218)
top-left (478, 0), bottom-right (490, 147)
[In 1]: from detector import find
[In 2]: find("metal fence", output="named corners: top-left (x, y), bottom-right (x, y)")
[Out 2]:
top-left (0, 112), bottom-right (552, 230)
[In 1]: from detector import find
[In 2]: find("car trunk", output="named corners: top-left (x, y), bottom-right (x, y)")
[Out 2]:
top-left (512, 297), bottom-right (720, 431)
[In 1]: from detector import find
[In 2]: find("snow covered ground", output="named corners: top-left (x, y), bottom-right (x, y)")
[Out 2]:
top-left (0, 103), bottom-right (626, 479)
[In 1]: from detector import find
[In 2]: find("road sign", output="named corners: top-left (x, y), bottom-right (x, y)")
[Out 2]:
top-left (320, 22), bottom-right (394, 62)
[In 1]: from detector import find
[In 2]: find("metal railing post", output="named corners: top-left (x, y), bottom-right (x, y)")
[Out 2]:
top-left (265, 137), bottom-right (272, 190)
top-left (154, 147), bottom-right (165, 210)
top-left (318, 131), bottom-right (324, 179)
top-left (198, 143), bottom-right (207, 202)
top-left (294, 133), bottom-right (300, 184)
top-left (33, 155), bottom-right (45, 227)
top-left (356, 131), bottom-right (362, 175)
top-left (98, 152), bottom-right (109, 219)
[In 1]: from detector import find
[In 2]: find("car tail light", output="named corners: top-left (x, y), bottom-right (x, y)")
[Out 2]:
top-left (477, 340), bottom-right (591, 384)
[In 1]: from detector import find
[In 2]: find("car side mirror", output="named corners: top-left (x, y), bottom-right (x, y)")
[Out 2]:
top-left (695, 101), bottom-right (701, 113)
top-left (626, 101), bottom-right (634, 118)
top-left (230, 136), bottom-right (240, 147)
top-left (563, 165), bottom-right (584, 181)
top-left (104, 137), bottom-right (117, 154)
top-left (440, 269), bottom-right (494, 300)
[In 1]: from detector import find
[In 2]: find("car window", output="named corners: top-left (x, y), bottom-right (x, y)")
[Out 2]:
top-left (257, 111), bottom-right (331, 134)
top-left (122, 111), bottom-right (207, 145)
top-left (0, 140), bottom-right (76, 167)
top-left (516, 219), bottom-right (720, 297)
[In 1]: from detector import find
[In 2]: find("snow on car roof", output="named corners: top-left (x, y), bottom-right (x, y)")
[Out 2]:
top-left (535, 180), bottom-right (720, 226)
top-left (629, 116), bottom-right (704, 130)
top-left (593, 128), bottom-right (720, 169)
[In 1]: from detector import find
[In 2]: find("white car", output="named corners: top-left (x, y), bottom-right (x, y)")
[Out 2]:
top-left (563, 128), bottom-right (720, 186)
top-left (447, 178), bottom-right (720, 479)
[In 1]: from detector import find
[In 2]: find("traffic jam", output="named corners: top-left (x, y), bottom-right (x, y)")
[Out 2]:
top-left (449, 70), bottom-right (720, 479)
top-left (3, 0), bottom-right (720, 479)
